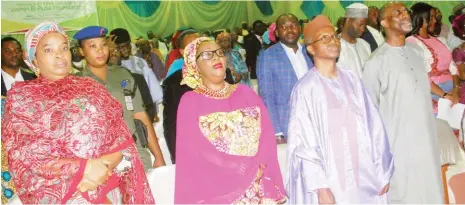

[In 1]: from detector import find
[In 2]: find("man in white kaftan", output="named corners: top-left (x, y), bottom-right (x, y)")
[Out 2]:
top-left (337, 3), bottom-right (372, 78)
top-left (287, 15), bottom-right (393, 205)
top-left (362, 2), bottom-right (444, 204)
top-left (110, 28), bottom-right (164, 105)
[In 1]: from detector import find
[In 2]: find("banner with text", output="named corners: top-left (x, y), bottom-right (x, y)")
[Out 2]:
top-left (1, 0), bottom-right (98, 34)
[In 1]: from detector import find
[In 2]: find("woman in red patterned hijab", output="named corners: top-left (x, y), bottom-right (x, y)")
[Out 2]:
top-left (1, 21), bottom-right (154, 204)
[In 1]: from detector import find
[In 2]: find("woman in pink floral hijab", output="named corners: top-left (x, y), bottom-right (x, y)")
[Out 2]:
top-left (174, 37), bottom-right (286, 204)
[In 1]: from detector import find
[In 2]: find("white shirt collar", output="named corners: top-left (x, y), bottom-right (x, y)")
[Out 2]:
top-left (280, 42), bottom-right (302, 53)
top-left (255, 34), bottom-right (263, 45)
top-left (1, 68), bottom-right (24, 91)
top-left (279, 42), bottom-right (308, 80)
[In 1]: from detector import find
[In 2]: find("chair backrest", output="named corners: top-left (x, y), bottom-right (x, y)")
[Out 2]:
top-left (146, 165), bottom-right (176, 204)
top-left (6, 195), bottom-right (22, 205)
top-left (446, 162), bottom-right (465, 204)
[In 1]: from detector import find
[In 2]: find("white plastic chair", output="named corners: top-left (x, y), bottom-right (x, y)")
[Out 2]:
top-left (6, 195), bottom-right (22, 205)
top-left (146, 165), bottom-right (176, 205)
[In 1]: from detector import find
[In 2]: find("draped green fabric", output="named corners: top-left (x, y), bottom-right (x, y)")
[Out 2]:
top-left (2, 1), bottom-right (461, 44)
top-left (301, 1), bottom-right (325, 19)
top-left (203, 0), bottom-right (220, 5)
top-left (124, 1), bottom-right (160, 18)
top-left (254, 1), bottom-right (274, 16)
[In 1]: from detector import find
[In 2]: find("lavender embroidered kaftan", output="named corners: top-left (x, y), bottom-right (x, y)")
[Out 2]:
top-left (287, 68), bottom-right (394, 204)
top-left (362, 43), bottom-right (444, 203)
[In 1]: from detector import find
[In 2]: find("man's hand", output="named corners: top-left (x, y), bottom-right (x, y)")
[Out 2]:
top-left (153, 115), bottom-right (160, 123)
top-left (276, 138), bottom-right (286, 144)
top-left (276, 135), bottom-right (286, 144)
top-left (317, 188), bottom-right (335, 204)
top-left (153, 159), bottom-right (166, 168)
top-left (379, 183), bottom-right (390, 195)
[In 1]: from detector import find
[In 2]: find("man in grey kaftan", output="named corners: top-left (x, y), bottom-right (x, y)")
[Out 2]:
top-left (362, 2), bottom-right (444, 204)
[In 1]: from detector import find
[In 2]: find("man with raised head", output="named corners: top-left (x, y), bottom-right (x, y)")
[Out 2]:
top-left (287, 15), bottom-right (393, 204)
top-left (363, 2), bottom-right (444, 203)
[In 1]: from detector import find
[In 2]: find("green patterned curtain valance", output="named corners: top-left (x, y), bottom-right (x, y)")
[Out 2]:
top-left (124, 0), bottom-right (160, 17)
top-left (2, 1), bottom-right (461, 44)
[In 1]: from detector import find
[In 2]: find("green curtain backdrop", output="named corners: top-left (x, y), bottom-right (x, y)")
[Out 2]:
top-left (2, 1), bottom-right (462, 44)
top-left (98, 0), bottom-right (461, 39)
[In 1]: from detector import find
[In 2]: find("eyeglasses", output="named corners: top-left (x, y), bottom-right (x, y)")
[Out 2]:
top-left (392, 8), bottom-right (410, 17)
top-left (307, 34), bottom-right (340, 45)
top-left (196, 48), bottom-right (225, 60)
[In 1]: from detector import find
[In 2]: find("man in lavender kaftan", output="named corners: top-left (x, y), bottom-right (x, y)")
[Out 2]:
top-left (286, 15), bottom-right (394, 204)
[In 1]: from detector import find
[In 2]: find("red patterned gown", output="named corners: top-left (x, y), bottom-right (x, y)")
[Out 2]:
top-left (1, 75), bottom-right (155, 204)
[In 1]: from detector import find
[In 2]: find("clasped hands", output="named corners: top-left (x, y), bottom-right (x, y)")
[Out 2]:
top-left (77, 158), bottom-right (112, 193)
top-left (77, 152), bottom-right (123, 193)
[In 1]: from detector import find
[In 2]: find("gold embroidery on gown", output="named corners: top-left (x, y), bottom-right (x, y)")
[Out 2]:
top-left (198, 106), bottom-right (286, 204)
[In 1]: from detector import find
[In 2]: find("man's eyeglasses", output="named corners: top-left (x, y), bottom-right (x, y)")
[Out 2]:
top-left (196, 48), bottom-right (225, 60)
top-left (392, 8), bottom-right (411, 17)
top-left (307, 34), bottom-right (340, 45)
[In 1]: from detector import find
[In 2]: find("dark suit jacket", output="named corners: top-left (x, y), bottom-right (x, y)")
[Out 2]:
top-left (1, 69), bottom-right (36, 96)
top-left (162, 69), bottom-right (193, 163)
top-left (257, 43), bottom-right (313, 137)
top-left (130, 72), bottom-right (156, 122)
top-left (361, 30), bottom-right (378, 52)
top-left (244, 34), bottom-right (263, 79)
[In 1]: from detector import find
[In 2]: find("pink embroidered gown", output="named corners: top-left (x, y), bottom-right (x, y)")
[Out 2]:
top-left (452, 47), bottom-right (465, 104)
top-left (174, 84), bottom-right (286, 204)
top-left (1, 75), bottom-right (154, 204)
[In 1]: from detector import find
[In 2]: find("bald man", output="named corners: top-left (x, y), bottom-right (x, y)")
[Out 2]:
top-left (363, 2), bottom-right (444, 203)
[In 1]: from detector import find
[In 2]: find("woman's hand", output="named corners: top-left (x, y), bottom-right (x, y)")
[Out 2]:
top-left (452, 88), bottom-right (460, 103)
top-left (80, 159), bottom-right (112, 191)
top-left (153, 159), bottom-right (166, 168)
top-left (77, 177), bottom-right (99, 192)
top-left (445, 91), bottom-right (459, 106)
top-left (98, 152), bottom-right (123, 170)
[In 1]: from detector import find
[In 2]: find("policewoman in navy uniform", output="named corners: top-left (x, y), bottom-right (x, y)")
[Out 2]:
top-left (74, 26), bottom-right (165, 170)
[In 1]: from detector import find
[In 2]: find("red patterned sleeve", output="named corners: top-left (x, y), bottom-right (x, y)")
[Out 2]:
top-left (1, 87), bottom-right (86, 204)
